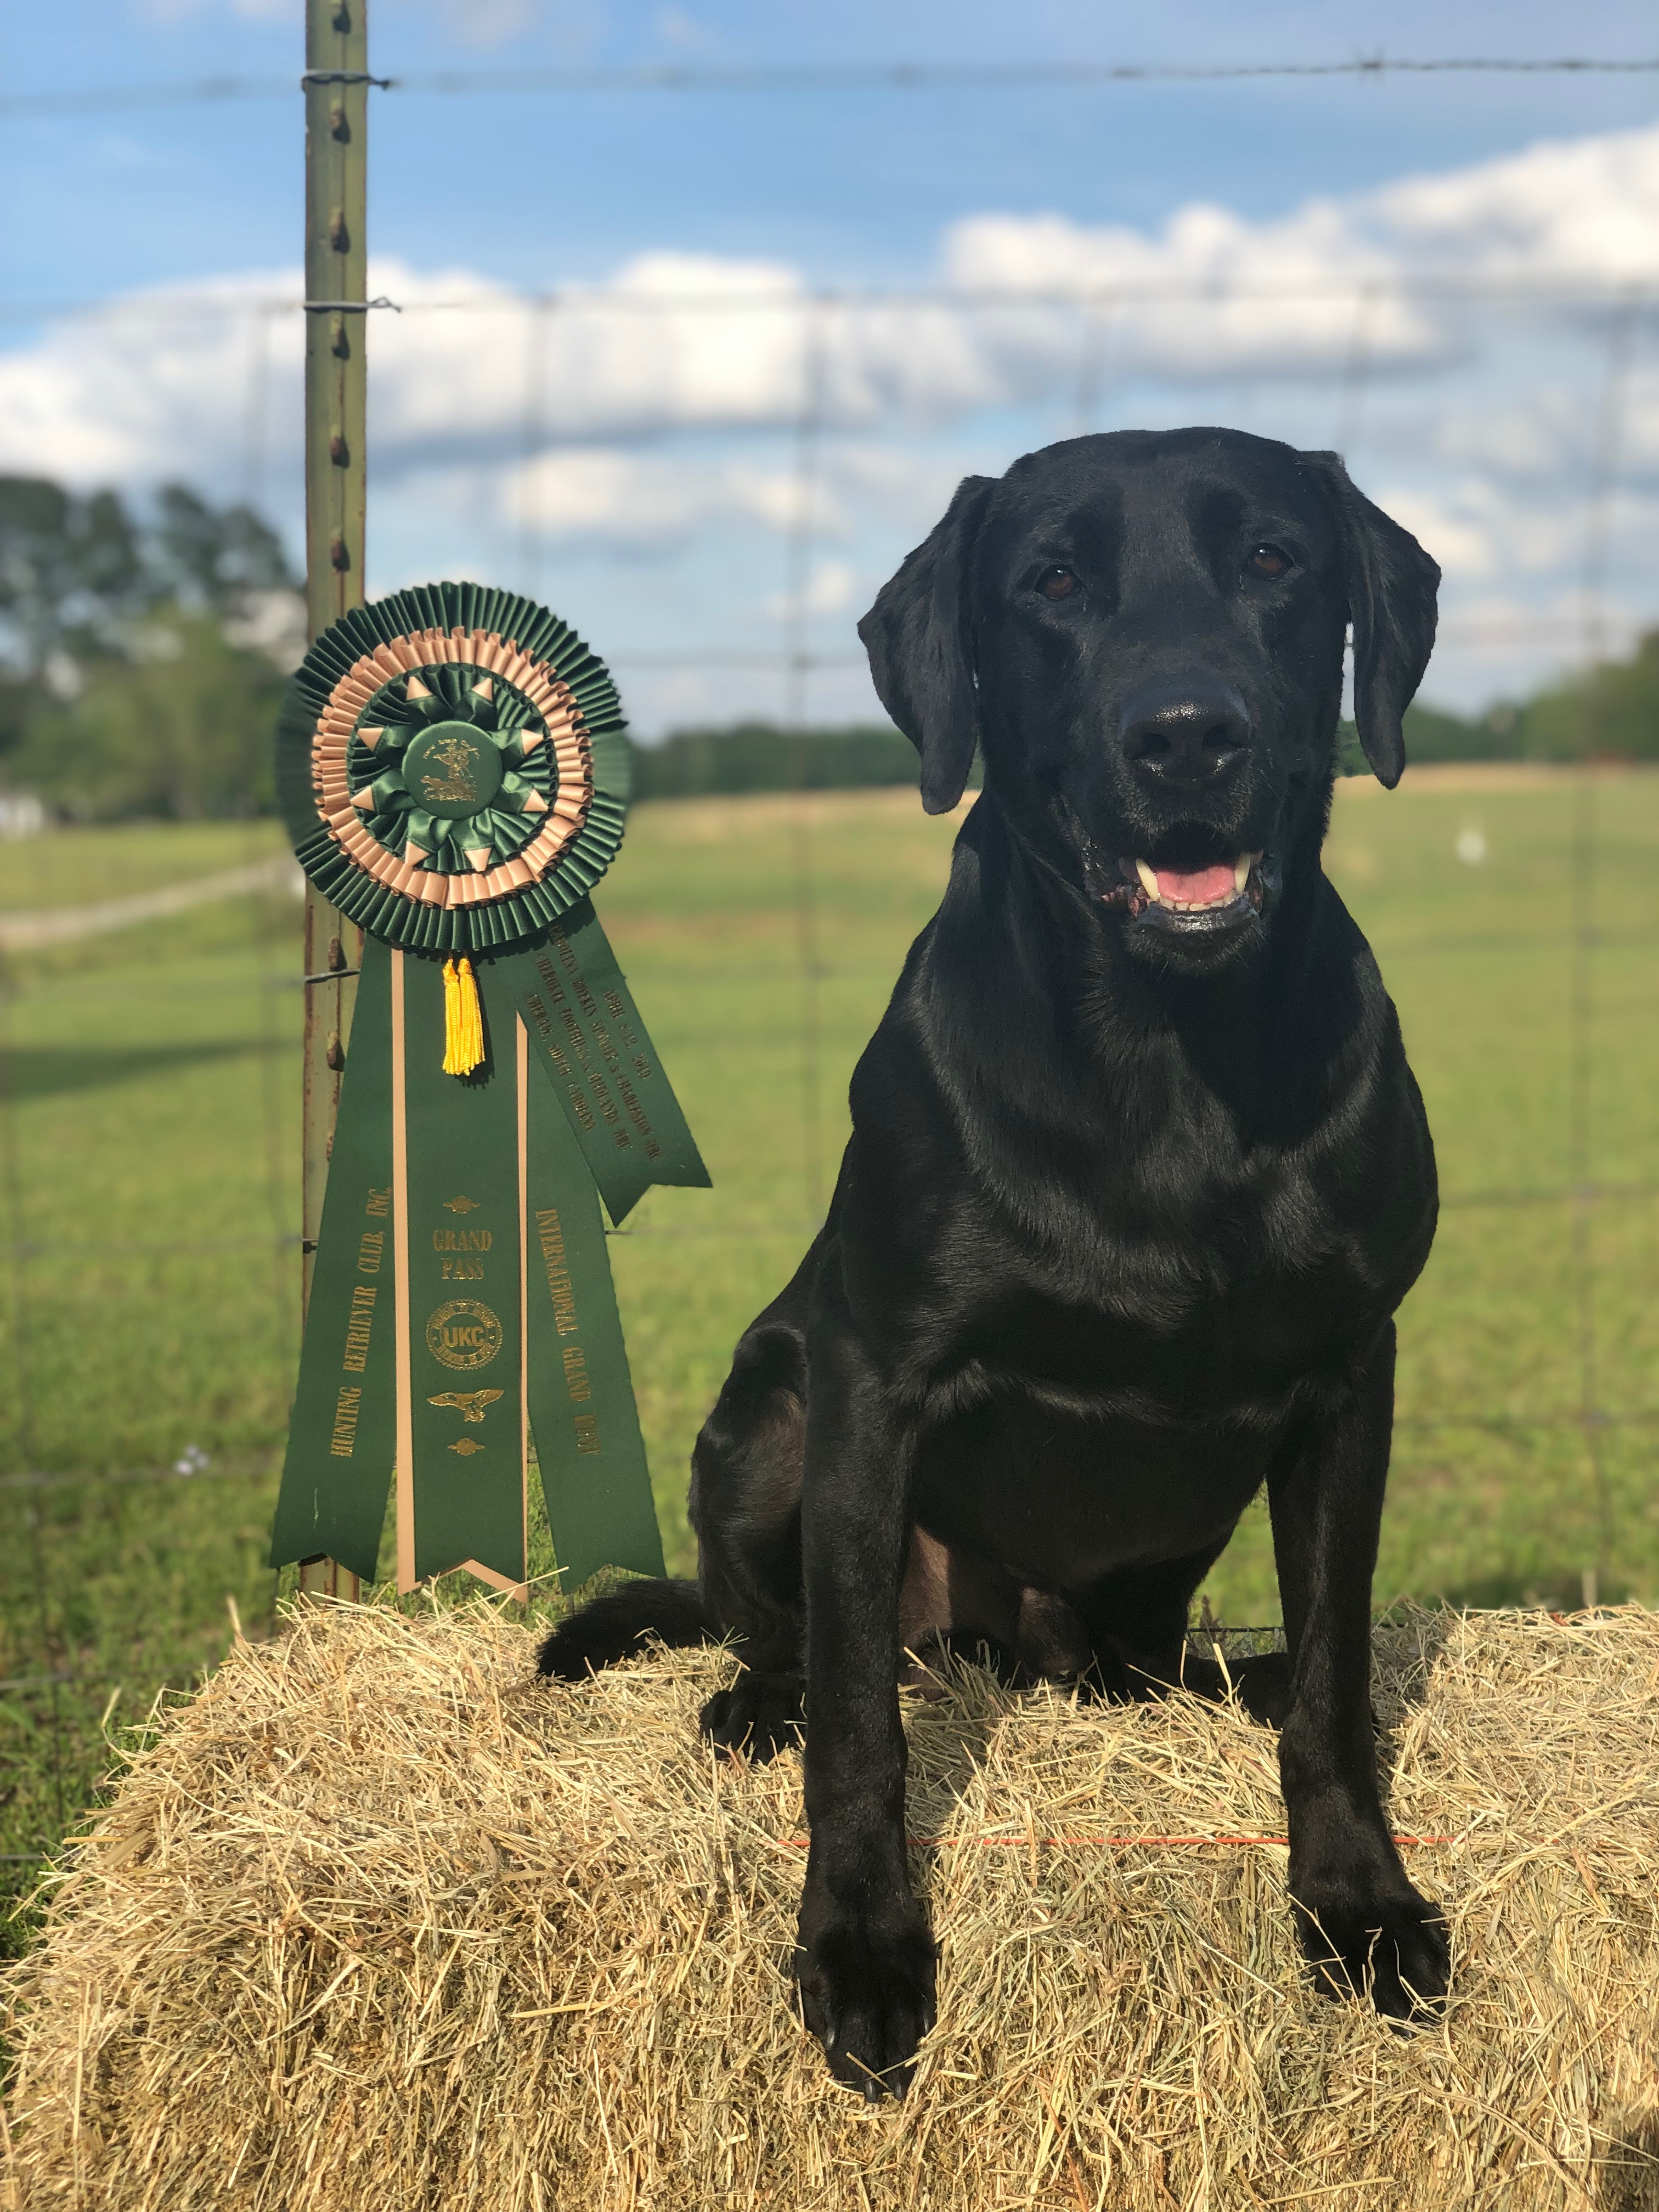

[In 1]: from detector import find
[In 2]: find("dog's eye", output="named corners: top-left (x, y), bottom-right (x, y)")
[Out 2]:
top-left (1037, 567), bottom-right (1079, 601)
top-left (1247, 544), bottom-right (1293, 580)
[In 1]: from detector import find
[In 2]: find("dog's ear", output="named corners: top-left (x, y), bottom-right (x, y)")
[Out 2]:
top-left (859, 474), bottom-right (995, 815)
top-left (1301, 452), bottom-right (1439, 790)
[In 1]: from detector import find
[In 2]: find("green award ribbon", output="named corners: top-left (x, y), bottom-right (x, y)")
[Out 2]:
top-left (269, 583), bottom-right (709, 1595)
top-left (496, 897), bottom-right (706, 1223)
top-left (267, 936), bottom-right (397, 1579)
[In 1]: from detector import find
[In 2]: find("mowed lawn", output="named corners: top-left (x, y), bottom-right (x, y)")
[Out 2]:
top-left (2, 771), bottom-right (1656, 1929)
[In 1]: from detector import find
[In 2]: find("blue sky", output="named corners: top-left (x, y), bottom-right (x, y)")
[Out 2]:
top-left (4, 2), bottom-right (1659, 729)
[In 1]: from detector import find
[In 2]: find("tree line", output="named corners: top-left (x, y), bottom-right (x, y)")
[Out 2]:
top-left (0, 475), bottom-right (295, 821)
top-left (1, 473), bottom-right (1654, 824)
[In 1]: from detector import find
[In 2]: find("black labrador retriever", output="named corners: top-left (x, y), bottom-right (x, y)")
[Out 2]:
top-left (540, 426), bottom-right (1449, 2099)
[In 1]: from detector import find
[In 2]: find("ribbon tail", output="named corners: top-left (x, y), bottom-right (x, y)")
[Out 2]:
top-left (402, 952), bottom-right (527, 1588)
top-left (489, 898), bottom-right (710, 1226)
top-left (269, 937), bottom-right (396, 1582)
top-left (524, 1054), bottom-right (666, 1591)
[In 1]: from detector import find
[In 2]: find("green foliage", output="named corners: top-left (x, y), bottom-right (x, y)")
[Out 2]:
top-left (0, 475), bottom-right (291, 684)
top-left (1337, 701), bottom-right (1523, 778)
top-left (0, 478), bottom-right (144, 673)
top-left (0, 475), bottom-right (297, 820)
top-left (1338, 631), bottom-right (1659, 775)
top-left (1405, 700), bottom-right (1525, 763)
top-left (147, 484), bottom-right (292, 614)
top-left (1520, 628), bottom-right (1659, 762)
top-left (12, 610), bottom-right (286, 821)
top-left (629, 719), bottom-right (926, 799)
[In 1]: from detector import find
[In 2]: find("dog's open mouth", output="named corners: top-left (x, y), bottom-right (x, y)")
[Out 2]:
top-left (1135, 852), bottom-right (1256, 910)
top-left (1122, 846), bottom-right (1267, 933)
top-left (1080, 828), bottom-right (1277, 933)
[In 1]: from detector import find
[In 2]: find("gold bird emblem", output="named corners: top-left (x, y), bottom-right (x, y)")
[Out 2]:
top-left (427, 1388), bottom-right (504, 1425)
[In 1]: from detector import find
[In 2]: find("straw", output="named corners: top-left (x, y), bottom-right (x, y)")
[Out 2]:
top-left (5, 1599), bottom-right (1659, 2211)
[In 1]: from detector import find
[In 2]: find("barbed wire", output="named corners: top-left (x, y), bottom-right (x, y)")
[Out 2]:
top-left (7, 271), bottom-right (1659, 324)
top-left (4, 54), bottom-right (1658, 120)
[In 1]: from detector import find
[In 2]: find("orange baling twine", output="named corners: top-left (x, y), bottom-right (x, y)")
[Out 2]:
top-left (442, 957), bottom-right (485, 1076)
top-left (768, 1832), bottom-right (1450, 1851)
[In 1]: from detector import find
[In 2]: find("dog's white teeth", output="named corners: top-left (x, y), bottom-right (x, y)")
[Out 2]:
top-left (1134, 859), bottom-right (1161, 902)
top-left (1234, 856), bottom-right (1250, 893)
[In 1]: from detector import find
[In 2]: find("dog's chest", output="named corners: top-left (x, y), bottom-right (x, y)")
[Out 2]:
top-left (965, 1149), bottom-right (1414, 1412)
top-left (906, 1175), bottom-right (1404, 1586)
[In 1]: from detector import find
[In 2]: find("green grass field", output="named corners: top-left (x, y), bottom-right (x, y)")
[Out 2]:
top-left (3, 771), bottom-right (1656, 1952)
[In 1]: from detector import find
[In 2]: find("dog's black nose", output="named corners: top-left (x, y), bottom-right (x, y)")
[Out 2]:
top-left (1119, 676), bottom-right (1252, 787)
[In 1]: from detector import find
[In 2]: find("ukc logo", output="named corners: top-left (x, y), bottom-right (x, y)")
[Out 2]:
top-left (426, 1298), bottom-right (504, 1371)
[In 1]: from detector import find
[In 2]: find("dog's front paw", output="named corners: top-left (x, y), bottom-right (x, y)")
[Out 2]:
top-left (699, 1671), bottom-right (804, 1761)
top-left (1291, 1869), bottom-right (1449, 2023)
top-left (794, 1895), bottom-right (936, 2100)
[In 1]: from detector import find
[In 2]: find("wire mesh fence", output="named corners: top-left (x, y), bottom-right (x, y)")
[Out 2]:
top-left (1, 207), bottom-right (1656, 1904)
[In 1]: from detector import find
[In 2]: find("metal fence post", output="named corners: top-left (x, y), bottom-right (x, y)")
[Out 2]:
top-left (297, 0), bottom-right (370, 1603)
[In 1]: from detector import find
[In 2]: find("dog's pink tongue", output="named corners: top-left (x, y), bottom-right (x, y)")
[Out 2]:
top-left (1155, 863), bottom-right (1235, 906)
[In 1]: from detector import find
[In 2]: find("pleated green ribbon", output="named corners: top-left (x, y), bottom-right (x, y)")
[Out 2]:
top-left (270, 910), bottom-right (707, 1593)
top-left (268, 938), bottom-right (398, 1582)
top-left (490, 896), bottom-right (707, 1224)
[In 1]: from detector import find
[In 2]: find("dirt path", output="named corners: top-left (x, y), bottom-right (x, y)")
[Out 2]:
top-left (0, 853), bottom-right (303, 953)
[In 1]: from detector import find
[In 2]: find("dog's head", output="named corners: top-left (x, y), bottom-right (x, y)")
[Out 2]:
top-left (859, 428), bottom-right (1438, 968)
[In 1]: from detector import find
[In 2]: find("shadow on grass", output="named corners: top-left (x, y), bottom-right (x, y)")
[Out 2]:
top-left (0, 1037), bottom-right (283, 1102)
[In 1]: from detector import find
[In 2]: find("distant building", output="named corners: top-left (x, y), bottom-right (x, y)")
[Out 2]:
top-left (0, 792), bottom-right (46, 839)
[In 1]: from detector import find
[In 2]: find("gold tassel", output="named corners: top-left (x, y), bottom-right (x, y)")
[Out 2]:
top-left (442, 957), bottom-right (485, 1077)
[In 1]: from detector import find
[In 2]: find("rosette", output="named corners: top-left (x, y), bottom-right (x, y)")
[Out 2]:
top-left (270, 586), bottom-right (708, 1602)
top-left (276, 580), bottom-right (629, 954)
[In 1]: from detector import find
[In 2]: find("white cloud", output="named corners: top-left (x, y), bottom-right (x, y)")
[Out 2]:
top-left (402, 251), bottom-right (819, 443)
top-left (942, 202), bottom-right (1442, 380)
top-left (765, 558), bottom-right (861, 623)
top-left (4, 118), bottom-right (1659, 716)
top-left (10, 122), bottom-right (1659, 493)
top-left (1370, 476), bottom-right (1659, 630)
top-left (1377, 488), bottom-right (1508, 584)
top-left (0, 252), bottom-right (1000, 498)
top-left (0, 271), bottom-right (298, 488)
top-left (1373, 128), bottom-right (1659, 286)
top-left (505, 447), bottom-right (811, 548)
top-left (1428, 391), bottom-right (1592, 483)
top-left (9, 118), bottom-right (1656, 509)
top-left (941, 122), bottom-right (1659, 379)
top-left (1423, 367), bottom-right (1659, 492)
top-left (816, 444), bottom-right (969, 532)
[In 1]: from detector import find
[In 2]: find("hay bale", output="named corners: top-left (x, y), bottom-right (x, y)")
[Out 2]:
top-left (5, 1600), bottom-right (1659, 2212)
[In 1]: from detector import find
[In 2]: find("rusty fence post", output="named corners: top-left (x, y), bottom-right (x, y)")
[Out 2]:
top-left (297, 0), bottom-right (371, 1603)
